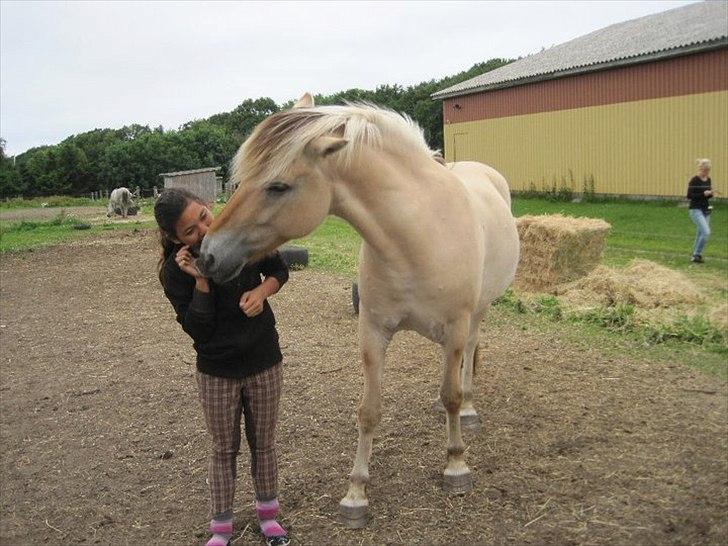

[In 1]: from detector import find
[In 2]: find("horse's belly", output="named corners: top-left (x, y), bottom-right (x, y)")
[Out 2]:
top-left (397, 313), bottom-right (448, 344)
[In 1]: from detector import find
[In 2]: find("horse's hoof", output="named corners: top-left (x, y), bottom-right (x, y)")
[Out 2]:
top-left (443, 471), bottom-right (473, 495)
top-left (339, 503), bottom-right (368, 528)
top-left (460, 413), bottom-right (482, 433)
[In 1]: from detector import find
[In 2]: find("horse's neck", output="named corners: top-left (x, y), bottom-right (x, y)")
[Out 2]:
top-left (330, 151), bottom-right (450, 266)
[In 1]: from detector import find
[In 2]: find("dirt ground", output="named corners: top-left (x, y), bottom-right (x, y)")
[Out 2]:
top-left (1, 229), bottom-right (726, 546)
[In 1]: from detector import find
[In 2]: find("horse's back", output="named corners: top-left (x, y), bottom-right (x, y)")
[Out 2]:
top-left (447, 161), bottom-right (510, 207)
top-left (111, 187), bottom-right (131, 203)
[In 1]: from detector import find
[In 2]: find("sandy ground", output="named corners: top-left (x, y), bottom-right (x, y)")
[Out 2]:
top-left (0, 229), bottom-right (726, 545)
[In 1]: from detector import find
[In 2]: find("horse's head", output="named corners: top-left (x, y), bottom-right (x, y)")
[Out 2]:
top-left (197, 93), bottom-right (348, 283)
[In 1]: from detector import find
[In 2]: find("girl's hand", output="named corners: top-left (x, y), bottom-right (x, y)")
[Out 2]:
top-left (176, 246), bottom-right (203, 278)
top-left (704, 190), bottom-right (713, 197)
top-left (240, 289), bottom-right (265, 317)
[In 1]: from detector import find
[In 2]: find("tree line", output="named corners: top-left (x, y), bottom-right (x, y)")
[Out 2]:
top-left (0, 59), bottom-right (510, 198)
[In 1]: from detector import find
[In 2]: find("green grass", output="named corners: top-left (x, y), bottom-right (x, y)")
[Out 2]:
top-left (488, 299), bottom-right (728, 380)
top-left (0, 195), bottom-right (99, 210)
top-left (294, 199), bottom-right (728, 278)
top-left (289, 200), bottom-right (727, 376)
top-left (0, 212), bottom-right (156, 252)
top-left (512, 198), bottom-right (728, 274)
top-left (1, 197), bottom-right (726, 377)
top-left (292, 216), bottom-right (361, 274)
top-left (5, 198), bottom-right (725, 285)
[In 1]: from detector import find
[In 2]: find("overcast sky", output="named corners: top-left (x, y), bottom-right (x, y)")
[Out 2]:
top-left (1, 0), bottom-right (700, 156)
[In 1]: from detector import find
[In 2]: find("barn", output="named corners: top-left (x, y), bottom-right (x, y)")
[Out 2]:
top-left (160, 167), bottom-right (221, 203)
top-left (432, 1), bottom-right (727, 198)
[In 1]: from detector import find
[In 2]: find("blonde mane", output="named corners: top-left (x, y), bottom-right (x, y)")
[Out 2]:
top-left (232, 103), bottom-right (435, 182)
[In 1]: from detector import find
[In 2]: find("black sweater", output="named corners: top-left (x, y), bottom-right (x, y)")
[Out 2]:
top-left (162, 250), bottom-right (289, 378)
top-left (687, 176), bottom-right (712, 211)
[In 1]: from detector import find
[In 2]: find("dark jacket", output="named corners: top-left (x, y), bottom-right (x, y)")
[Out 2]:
top-left (687, 176), bottom-right (712, 211)
top-left (162, 250), bottom-right (289, 378)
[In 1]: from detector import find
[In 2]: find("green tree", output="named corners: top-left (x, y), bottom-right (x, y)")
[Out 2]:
top-left (9, 59), bottom-right (512, 195)
top-left (207, 97), bottom-right (280, 141)
top-left (54, 142), bottom-right (90, 194)
top-left (0, 138), bottom-right (26, 198)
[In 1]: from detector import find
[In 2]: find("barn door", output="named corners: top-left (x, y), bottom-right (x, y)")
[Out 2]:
top-left (453, 133), bottom-right (468, 162)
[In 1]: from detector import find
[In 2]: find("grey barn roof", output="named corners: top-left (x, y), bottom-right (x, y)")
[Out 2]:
top-left (159, 167), bottom-right (220, 177)
top-left (433, 1), bottom-right (728, 99)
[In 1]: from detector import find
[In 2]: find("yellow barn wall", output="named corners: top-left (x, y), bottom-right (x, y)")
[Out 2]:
top-left (443, 91), bottom-right (728, 198)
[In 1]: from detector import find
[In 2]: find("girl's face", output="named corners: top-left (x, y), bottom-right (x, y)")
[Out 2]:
top-left (173, 200), bottom-right (213, 249)
top-left (699, 167), bottom-right (710, 178)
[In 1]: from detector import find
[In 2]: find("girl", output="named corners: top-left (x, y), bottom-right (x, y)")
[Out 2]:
top-left (154, 188), bottom-right (290, 546)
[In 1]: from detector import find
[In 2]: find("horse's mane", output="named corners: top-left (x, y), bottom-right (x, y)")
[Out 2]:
top-left (232, 103), bottom-right (435, 182)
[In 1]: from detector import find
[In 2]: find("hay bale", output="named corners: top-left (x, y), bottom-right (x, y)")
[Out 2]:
top-left (515, 214), bottom-right (611, 291)
top-left (556, 259), bottom-right (705, 309)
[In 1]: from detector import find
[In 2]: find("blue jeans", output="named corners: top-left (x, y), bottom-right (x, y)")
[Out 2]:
top-left (689, 208), bottom-right (711, 257)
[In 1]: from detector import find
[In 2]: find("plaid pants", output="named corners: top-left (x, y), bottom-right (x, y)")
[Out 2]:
top-left (196, 363), bottom-right (283, 516)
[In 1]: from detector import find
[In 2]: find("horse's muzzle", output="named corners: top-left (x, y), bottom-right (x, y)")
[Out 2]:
top-left (195, 252), bottom-right (215, 278)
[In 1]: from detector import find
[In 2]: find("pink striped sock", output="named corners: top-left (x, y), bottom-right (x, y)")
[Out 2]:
top-left (206, 518), bottom-right (232, 546)
top-left (256, 499), bottom-right (287, 538)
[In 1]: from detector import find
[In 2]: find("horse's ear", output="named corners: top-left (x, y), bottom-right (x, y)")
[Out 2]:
top-left (307, 136), bottom-right (348, 158)
top-left (293, 93), bottom-right (315, 109)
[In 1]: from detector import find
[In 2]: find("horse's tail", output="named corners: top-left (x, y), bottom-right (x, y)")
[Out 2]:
top-left (472, 343), bottom-right (480, 377)
top-left (122, 188), bottom-right (131, 206)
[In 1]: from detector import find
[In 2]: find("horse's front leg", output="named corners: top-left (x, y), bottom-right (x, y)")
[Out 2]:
top-left (441, 319), bottom-right (473, 494)
top-left (339, 317), bottom-right (390, 528)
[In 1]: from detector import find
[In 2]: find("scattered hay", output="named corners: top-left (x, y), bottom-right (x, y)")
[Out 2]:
top-left (556, 259), bottom-right (706, 309)
top-left (515, 214), bottom-right (611, 291)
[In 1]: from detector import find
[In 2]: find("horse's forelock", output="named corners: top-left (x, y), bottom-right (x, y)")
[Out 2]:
top-left (233, 110), bottom-right (325, 183)
top-left (233, 104), bottom-right (433, 184)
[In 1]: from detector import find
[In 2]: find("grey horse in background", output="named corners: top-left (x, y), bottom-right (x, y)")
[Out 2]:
top-left (107, 187), bottom-right (135, 218)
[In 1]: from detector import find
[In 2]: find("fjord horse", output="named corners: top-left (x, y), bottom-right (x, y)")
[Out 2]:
top-left (198, 94), bottom-right (519, 527)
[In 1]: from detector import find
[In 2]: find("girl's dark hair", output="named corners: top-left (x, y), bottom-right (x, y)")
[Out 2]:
top-left (154, 187), bottom-right (207, 284)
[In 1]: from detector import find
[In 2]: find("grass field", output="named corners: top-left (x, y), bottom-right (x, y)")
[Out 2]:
top-left (2, 197), bottom-right (725, 372)
top-left (0, 198), bottom-right (158, 252)
top-left (290, 199), bottom-right (727, 374)
top-left (0, 211), bottom-right (157, 252)
top-left (3, 197), bottom-right (725, 278)
top-left (293, 198), bottom-right (728, 278)
top-left (0, 214), bottom-right (154, 252)
top-left (0, 195), bottom-right (98, 210)
top-left (513, 198), bottom-right (728, 273)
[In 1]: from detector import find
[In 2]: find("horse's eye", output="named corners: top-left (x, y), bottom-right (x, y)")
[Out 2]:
top-left (266, 182), bottom-right (291, 195)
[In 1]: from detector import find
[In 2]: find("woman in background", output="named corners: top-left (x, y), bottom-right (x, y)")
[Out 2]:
top-left (686, 158), bottom-right (714, 263)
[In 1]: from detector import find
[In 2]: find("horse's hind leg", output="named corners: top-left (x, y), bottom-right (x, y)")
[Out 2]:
top-left (460, 309), bottom-right (487, 432)
top-left (339, 318), bottom-right (390, 528)
top-left (441, 318), bottom-right (472, 494)
top-left (432, 310), bottom-right (484, 432)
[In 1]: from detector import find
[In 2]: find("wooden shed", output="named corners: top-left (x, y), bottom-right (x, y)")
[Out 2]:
top-left (432, 1), bottom-right (728, 198)
top-left (160, 167), bottom-right (221, 204)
